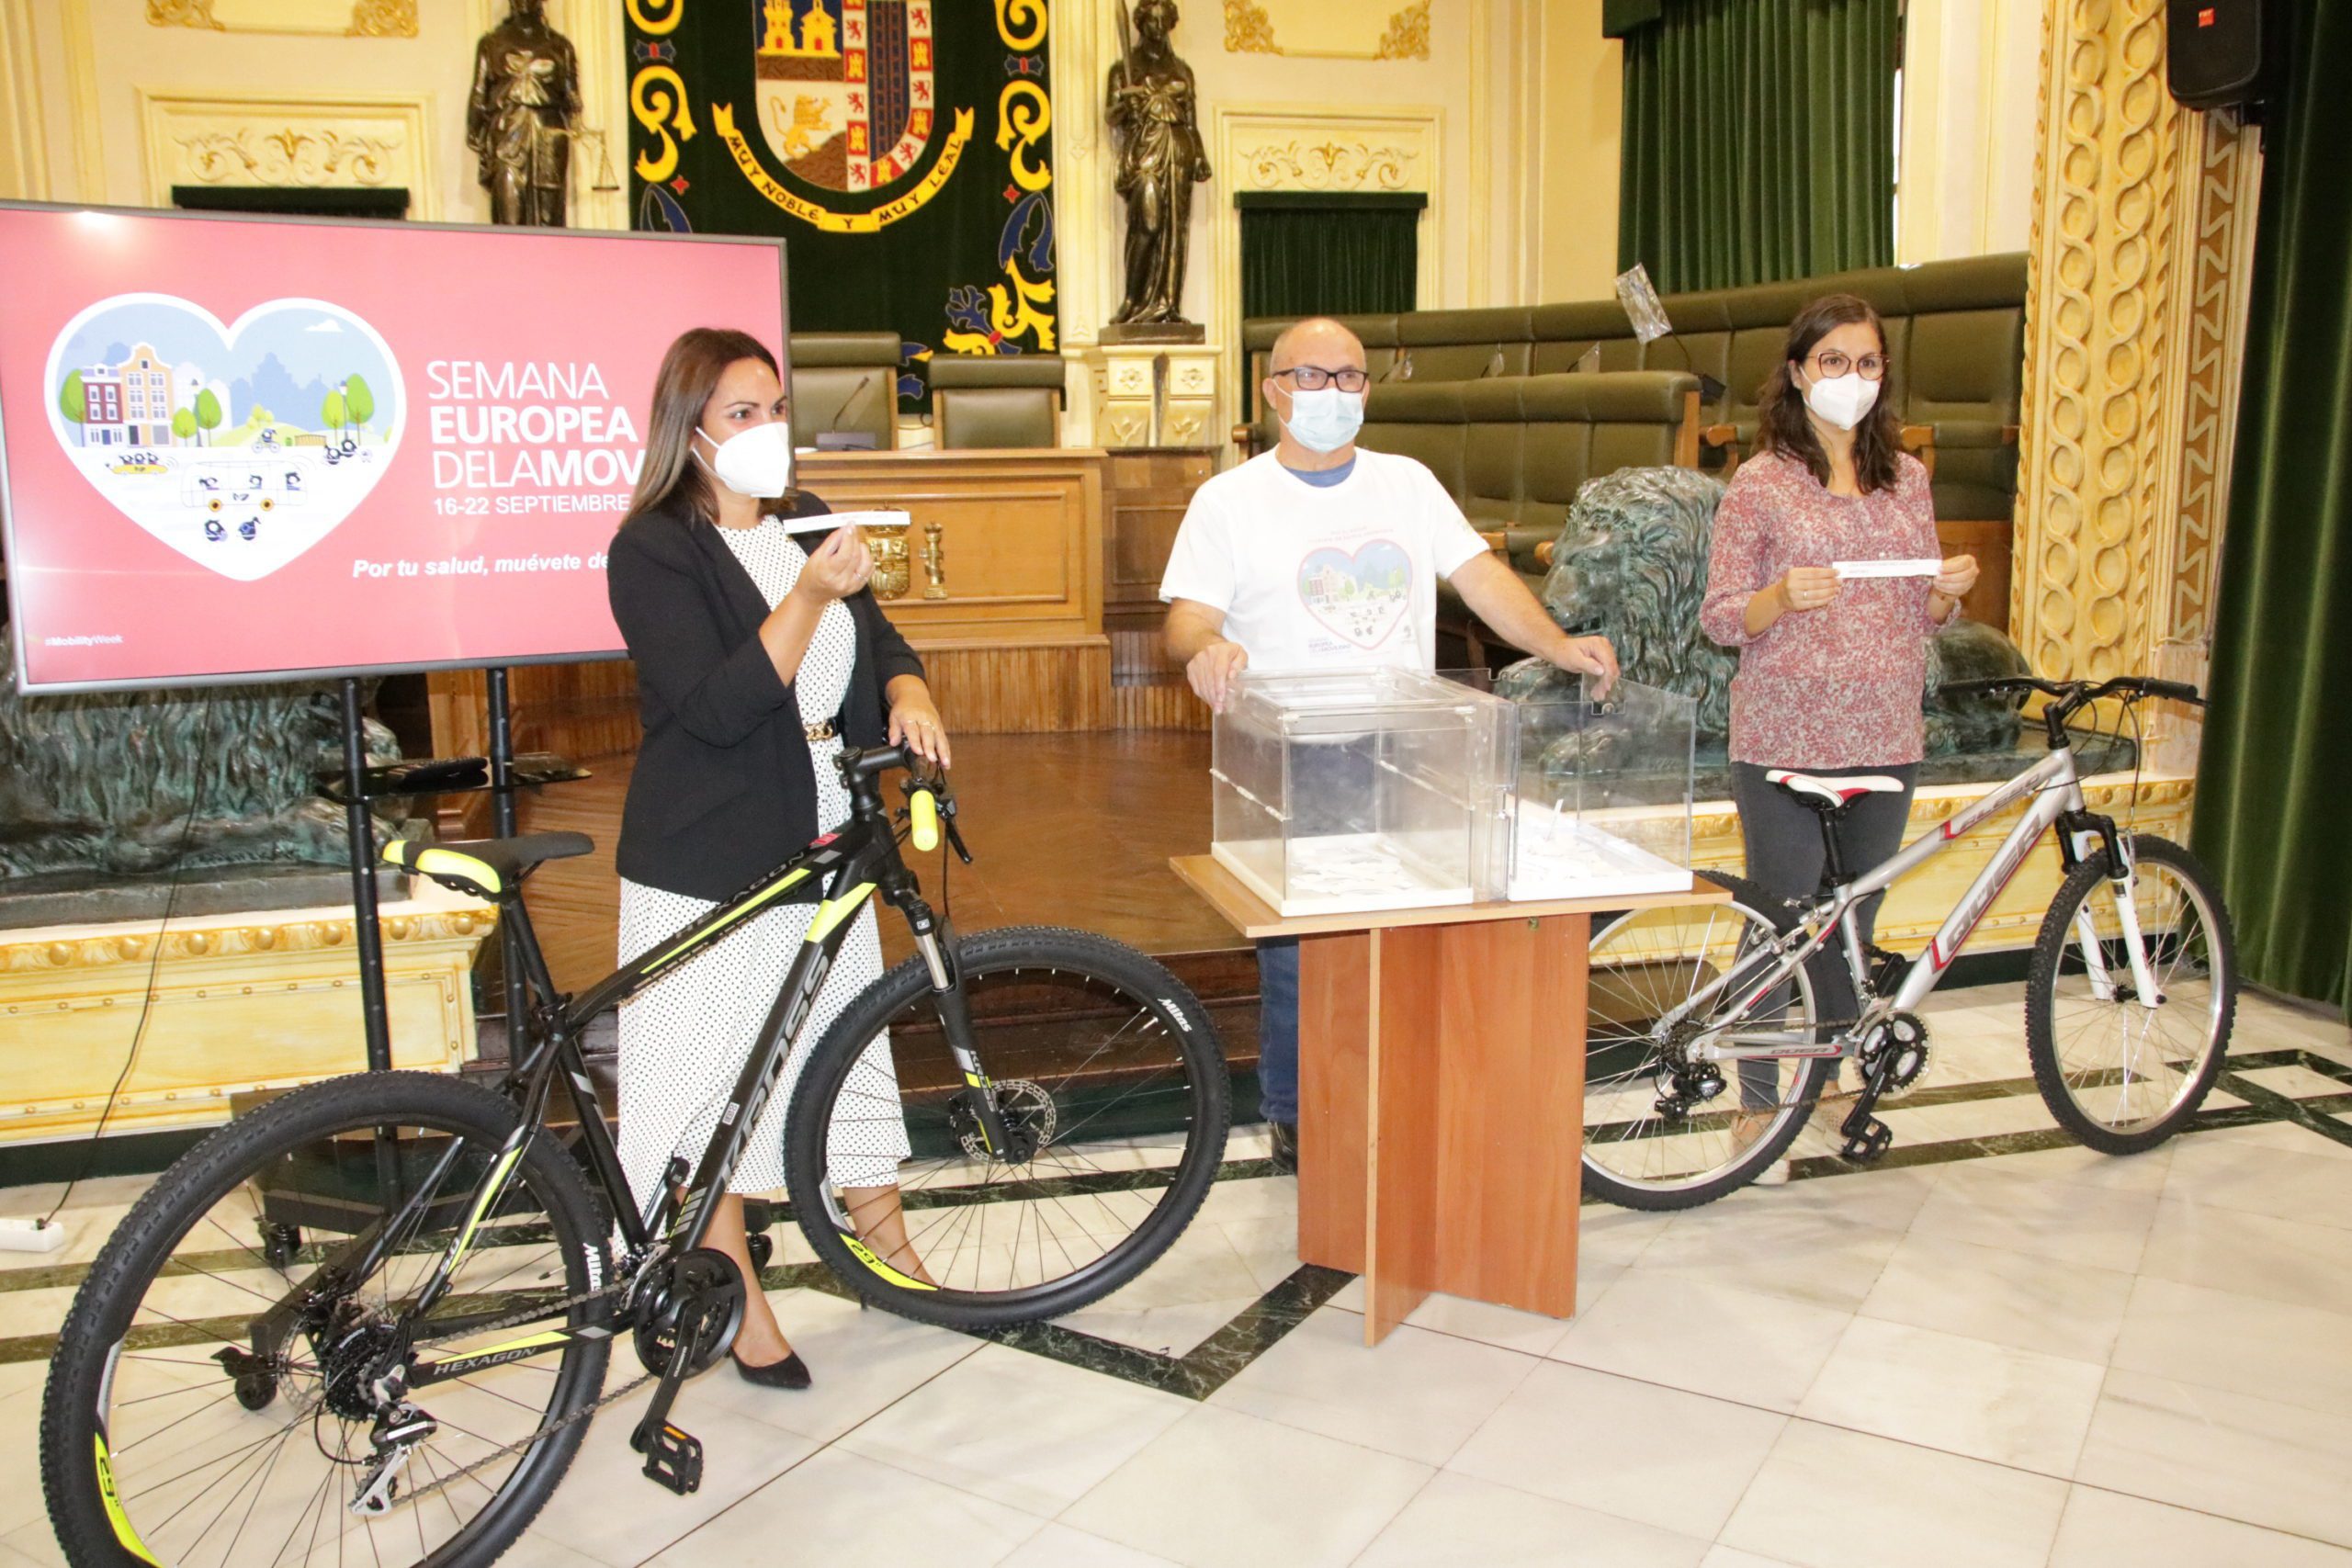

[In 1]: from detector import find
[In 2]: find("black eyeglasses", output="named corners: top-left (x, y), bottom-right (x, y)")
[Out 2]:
top-left (1807, 350), bottom-right (1887, 381)
top-left (1275, 365), bottom-right (1371, 393)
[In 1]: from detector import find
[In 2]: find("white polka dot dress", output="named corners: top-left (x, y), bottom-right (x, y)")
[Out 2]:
top-left (616, 518), bottom-right (909, 1213)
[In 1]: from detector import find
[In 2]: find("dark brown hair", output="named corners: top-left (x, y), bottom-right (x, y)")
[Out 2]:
top-left (625, 327), bottom-right (795, 525)
top-left (1755, 293), bottom-right (1902, 495)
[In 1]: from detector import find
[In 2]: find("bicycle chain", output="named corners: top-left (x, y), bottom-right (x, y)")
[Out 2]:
top-left (334, 1269), bottom-right (656, 1507)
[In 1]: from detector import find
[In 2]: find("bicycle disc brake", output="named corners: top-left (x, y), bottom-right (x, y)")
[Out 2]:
top-left (951, 1078), bottom-right (1056, 1159)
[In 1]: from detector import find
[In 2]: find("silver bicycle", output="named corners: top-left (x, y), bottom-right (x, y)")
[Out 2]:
top-left (1580, 672), bottom-right (2236, 1209)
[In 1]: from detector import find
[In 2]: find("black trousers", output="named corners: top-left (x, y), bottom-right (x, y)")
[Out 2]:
top-left (1728, 761), bottom-right (1919, 1102)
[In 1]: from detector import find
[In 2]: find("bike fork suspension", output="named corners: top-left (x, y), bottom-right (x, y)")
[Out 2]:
top-left (914, 926), bottom-right (1018, 1157)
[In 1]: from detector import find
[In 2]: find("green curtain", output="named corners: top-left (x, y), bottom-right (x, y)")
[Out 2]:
top-left (2192, 0), bottom-right (2352, 1012)
top-left (1238, 195), bottom-right (1422, 322)
top-left (1618, 0), bottom-right (1897, 293)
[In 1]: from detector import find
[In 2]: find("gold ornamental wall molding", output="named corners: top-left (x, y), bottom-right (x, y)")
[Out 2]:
top-left (0, 904), bottom-right (494, 979)
top-left (145, 0), bottom-right (420, 38)
top-left (2013, 0), bottom-right (2256, 685)
top-left (1241, 138), bottom-right (1420, 191)
top-left (2160, 111), bottom-right (2262, 649)
top-left (136, 88), bottom-right (437, 214)
top-left (1222, 0), bottom-right (1433, 61)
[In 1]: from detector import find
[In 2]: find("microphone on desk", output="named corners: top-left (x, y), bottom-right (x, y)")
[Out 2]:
top-left (813, 373), bottom-right (882, 452)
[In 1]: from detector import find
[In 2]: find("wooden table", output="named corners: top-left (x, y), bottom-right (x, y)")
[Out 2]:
top-left (1172, 854), bottom-right (1729, 1346)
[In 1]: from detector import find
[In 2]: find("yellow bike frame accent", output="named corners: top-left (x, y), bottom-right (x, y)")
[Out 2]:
top-left (649, 867), bottom-right (811, 968)
top-left (843, 1235), bottom-right (937, 1292)
top-left (805, 884), bottom-right (876, 943)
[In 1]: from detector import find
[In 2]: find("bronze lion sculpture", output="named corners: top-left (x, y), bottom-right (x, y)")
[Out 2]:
top-left (0, 666), bottom-right (401, 882)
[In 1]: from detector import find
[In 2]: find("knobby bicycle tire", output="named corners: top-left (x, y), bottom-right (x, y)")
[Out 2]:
top-left (784, 925), bottom-right (1229, 1329)
top-left (41, 1071), bottom-right (613, 1568)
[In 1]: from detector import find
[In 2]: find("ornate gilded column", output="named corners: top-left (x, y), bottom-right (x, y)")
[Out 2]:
top-left (2012, 0), bottom-right (2263, 684)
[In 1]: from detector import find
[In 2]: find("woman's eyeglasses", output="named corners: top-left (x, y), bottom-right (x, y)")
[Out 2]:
top-left (1807, 350), bottom-right (1887, 381)
top-left (1276, 366), bottom-right (1371, 392)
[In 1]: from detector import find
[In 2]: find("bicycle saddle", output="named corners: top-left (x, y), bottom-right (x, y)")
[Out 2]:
top-left (382, 832), bottom-right (594, 898)
top-left (1764, 770), bottom-right (1905, 814)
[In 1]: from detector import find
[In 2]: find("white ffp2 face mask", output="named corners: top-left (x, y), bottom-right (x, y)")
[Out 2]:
top-left (1803, 370), bottom-right (1880, 432)
top-left (693, 421), bottom-right (796, 498)
top-left (1282, 387), bottom-right (1365, 454)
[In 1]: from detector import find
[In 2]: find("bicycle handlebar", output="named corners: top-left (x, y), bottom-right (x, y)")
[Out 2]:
top-left (1939, 674), bottom-right (2204, 709)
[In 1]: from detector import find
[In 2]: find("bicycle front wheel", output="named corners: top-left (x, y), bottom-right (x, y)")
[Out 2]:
top-left (40, 1071), bottom-right (613, 1568)
top-left (2026, 833), bottom-right (2237, 1154)
top-left (1582, 872), bottom-right (1838, 1210)
top-left (784, 925), bottom-right (1229, 1328)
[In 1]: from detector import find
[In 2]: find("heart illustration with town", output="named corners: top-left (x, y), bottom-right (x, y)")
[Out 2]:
top-left (44, 293), bottom-right (405, 581)
top-left (1297, 539), bottom-right (1412, 649)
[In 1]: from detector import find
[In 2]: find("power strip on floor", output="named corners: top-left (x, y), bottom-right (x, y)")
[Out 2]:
top-left (0, 1216), bottom-right (70, 1254)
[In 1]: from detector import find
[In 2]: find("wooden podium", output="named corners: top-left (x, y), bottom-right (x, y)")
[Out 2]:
top-left (1172, 855), bottom-right (1725, 1346)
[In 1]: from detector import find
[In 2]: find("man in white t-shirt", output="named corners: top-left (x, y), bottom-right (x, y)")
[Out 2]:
top-left (1160, 316), bottom-right (1617, 1168)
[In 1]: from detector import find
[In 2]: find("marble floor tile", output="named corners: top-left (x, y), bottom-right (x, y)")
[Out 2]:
top-left (1186, 1174), bottom-right (1299, 1227)
top-left (2075, 1371), bottom-right (2352, 1549)
top-left (1709, 1164), bottom-right (1940, 1233)
top-left (1962, 1137), bottom-right (2176, 1191)
top-left (1720, 1419), bottom-right (2069, 1568)
top-left (525, 1385), bottom-right (820, 1567)
top-left (1699, 1551), bottom-right (1804, 1568)
top-left (2139, 1199), bottom-right (2352, 1314)
top-left (2162, 1135), bottom-right (2352, 1227)
top-left (1208, 1308), bottom-right (1538, 1465)
top-left (0, 1526), bottom-right (61, 1568)
top-left (694, 1288), bottom-right (985, 1447)
top-left (1547, 1273), bottom-right (1851, 1413)
top-left (2048, 1484), bottom-right (2352, 1567)
top-left (1446, 1361), bottom-right (1785, 1539)
top-left (1634, 1202), bottom-right (1907, 1313)
top-left (2109, 1275), bottom-right (2352, 1420)
top-left (1857, 1230), bottom-right (2136, 1364)
top-left (1795, 1315), bottom-right (2103, 1477)
top-left (2187, 1118), bottom-right (2352, 1162)
top-left (1353, 1472), bottom-right (1712, 1568)
top-left (647, 1445), bottom-right (1042, 1568)
top-left (2233, 1064), bottom-right (2352, 1100)
top-left (1216, 1214), bottom-right (1304, 1296)
top-left (1575, 1206), bottom-right (1679, 1270)
top-left (1062, 1404), bottom-right (1430, 1568)
top-left (994, 1523), bottom-right (1183, 1567)
top-left (839, 1343), bottom-right (1192, 1517)
top-left (1051, 1223), bottom-right (1265, 1357)
top-left (1906, 1161), bottom-right (2161, 1273)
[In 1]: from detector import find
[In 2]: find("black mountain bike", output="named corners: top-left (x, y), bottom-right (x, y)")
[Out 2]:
top-left (40, 745), bottom-right (1229, 1568)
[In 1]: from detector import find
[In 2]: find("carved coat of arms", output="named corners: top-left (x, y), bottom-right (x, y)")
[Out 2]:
top-left (753, 0), bottom-right (937, 194)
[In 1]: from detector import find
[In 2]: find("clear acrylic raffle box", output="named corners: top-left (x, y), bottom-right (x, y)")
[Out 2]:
top-left (1465, 664), bottom-right (1698, 902)
top-left (1210, 669), bottom-right (1510, 917)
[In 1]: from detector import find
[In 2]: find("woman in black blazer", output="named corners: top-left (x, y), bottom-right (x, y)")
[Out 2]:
top-left (605, 328), bottom-right (947, 1390)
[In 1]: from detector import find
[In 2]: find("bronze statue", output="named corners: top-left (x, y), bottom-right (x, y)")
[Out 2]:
top-left (1106, 0), bottom-right (1211, 325)
top-left (468, 0), bottom-right (581, 227)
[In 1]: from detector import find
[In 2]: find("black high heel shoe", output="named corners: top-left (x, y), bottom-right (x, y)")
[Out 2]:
top-left (730, 1350), bottom-right (812, 1391)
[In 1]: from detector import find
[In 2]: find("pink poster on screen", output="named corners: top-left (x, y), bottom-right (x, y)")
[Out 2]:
top-left (0, 205), bottom-right (788, 691)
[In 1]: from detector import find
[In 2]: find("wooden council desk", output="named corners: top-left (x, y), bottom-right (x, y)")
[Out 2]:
top-left (1172, 855), bottom-right (1729, 1346)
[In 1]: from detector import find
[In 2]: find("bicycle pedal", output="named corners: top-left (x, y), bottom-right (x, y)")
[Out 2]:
top-left (1838, 1115), bottom-right (1894, 1163)
top-left (636, 1419), bottom-right (703, 1495)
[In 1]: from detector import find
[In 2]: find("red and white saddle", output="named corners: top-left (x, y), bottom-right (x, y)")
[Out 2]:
top-left (1764, 769), bottom-right (1906, 810)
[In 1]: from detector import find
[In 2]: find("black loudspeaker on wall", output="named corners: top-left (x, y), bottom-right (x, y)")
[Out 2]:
top-left (2167, 0), bottom-right (2274, 111)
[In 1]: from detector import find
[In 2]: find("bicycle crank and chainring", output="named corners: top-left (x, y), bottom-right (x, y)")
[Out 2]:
top-left (630, 1248), bottom-right (746, 1378)
top-left (1858, 1012), bottom-right (1931, 1100)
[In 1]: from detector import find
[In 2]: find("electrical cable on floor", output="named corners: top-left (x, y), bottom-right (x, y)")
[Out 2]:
top-left (38, 695), bottom-right (220, 1230)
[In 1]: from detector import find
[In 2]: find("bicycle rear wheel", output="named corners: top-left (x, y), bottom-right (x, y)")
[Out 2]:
top-left (2026, 834), bottom-right (2237, 1154)
top-left (1582, 873), bottom-right (1839, 1210)
top-left (784, 925), bottom-right (1229, 1328)
top-left (40, 1071), bottom-right (612, 1568)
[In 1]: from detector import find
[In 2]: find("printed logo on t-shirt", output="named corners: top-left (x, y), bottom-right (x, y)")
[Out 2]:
top-left (1297, 538), bottom-right (1411, 649)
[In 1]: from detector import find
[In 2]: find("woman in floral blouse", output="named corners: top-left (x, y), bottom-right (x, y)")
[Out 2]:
top-left (1699, 294), bottom-right (1978, 1172)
